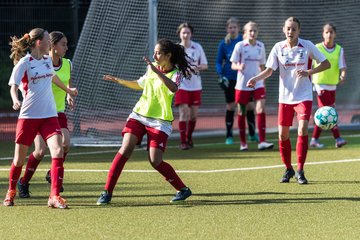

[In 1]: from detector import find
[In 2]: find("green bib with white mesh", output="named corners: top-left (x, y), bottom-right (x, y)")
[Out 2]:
top-left (312, 43), bottom-right (341, 85)
top-left (52, 58), bottom-right (71, 112)
top-left (133, 66), bottom-right (178, 121)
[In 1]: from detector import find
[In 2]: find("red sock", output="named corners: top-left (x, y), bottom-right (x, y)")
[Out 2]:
top-left (238, 115), bottom-right (246, 144)
top-left (187, 120), bottom-right (196, 142)
top-left (296, 135), bottom-right (308, 171)
top-left (257, 113), bottom-right (266, 142)
top-left (21, 153), bottom-right (41, 184)
top-left (50, 158), bottom-right (64, 197)
top-left (105, 153), bottom-right (129, 194)
top-left (155, 161), bottom-right (186, 190)
top-left (331, 125), bottom-right (340, 139)
top-left (9, 163), bottom-right (22, 190)
top-left (179, 121), bottom-right (187, 144)
top-left (279, 139), bottom-right (292, 169)
top-left (312, 125), bottom-right (322, 139)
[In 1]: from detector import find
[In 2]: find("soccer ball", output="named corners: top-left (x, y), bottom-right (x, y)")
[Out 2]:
top-left (314, 106), bottom-right (338, 130)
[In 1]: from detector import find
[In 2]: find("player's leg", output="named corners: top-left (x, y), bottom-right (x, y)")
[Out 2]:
top-left (224, 81), bottom-right (236, 144)
top-left (188, 104), bottom-right (199, 148)
top-left (97, 119), bottom-right (144, 205)
top-left (236, 90), bottom-right (250, 151)
top-left (278, 104), bottom-right (295, 183)
top-left (246, 101), bottom-right (257, 141)
top-left (311, 92), bottom-right (325, 148)
top-left (294, 101), bottom-right (312, 184)
top-left (18, 135), bottom-right (46, 198)
top-left (255, 94), bottom-right (273, 150)
top-left (146, 129), bottom-right (191, 203)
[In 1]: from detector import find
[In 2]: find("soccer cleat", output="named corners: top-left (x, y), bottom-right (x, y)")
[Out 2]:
top-left (179, 143), bottom-right (190, 150)
top-left (45, 170), bottom-right (64, 192)
top-left (170, 187), bottom-right (192, 203)
top-left (188, 139), bottom-right (194, 149)
top-left (310, 138), bottom-right (325, 148)
top-left (3, 190), bottom-right (16, 207)
top-left (258, 141), bottom-right (274, 150)
top-left (48, 195), bottom-right (68, 209)
top-left (97, 191), bottom-right (112, 205)
top-left (335, 137), bottom-right (347, 148)
top-left (296, 170), bottom-right (308, 184)
top-left (248, 133), bottom-right (259, 142)
top-left (225, 137), bottom-right (234, 145)
top-left (280, 168), bottom-right (295, 183)
top-left (17, 179), bottom-right (31, 198)
top-left (240, 143), bottom-right (248, 151)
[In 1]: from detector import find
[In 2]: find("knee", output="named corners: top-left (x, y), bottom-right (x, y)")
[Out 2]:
top-left (279, 133), bottom-right (289, 141)
top-left (33, 148), bottom-right (46, 160)
top-left (50, 145), bottom-right (63, 158)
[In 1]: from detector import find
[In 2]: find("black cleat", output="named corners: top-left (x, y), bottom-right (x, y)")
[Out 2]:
top-left (280, 168), bottom-right (295, 183)
top-left (296, 170), bottom-right (308, 184)
top-left (17, 179), bottom-right (31, 198)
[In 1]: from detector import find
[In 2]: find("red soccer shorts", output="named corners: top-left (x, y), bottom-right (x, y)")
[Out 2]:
top-left (316, 90), bottom-right (336, 107)
top-left (174, 89), bottom-right (202, 106)
top-left (15, 117), bottom-right (62, 146)
top-left (57, 112), bottom-right (68, 129)
top-left (278, 101), bottom-right (312, 126)
top-left (235, 88), bottom-right (266, 105)
top-left (122, 118), bottom-right (168, 152)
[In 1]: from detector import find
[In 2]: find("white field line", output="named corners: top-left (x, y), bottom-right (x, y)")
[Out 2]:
top-left (0, 158), bottom-right (359, 174)
top-left (1, 133), bottom-right (360, 162)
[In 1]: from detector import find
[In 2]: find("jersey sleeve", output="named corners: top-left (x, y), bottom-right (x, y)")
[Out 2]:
top-left (339, 47), bottom-right (346, 69)
top-left (8, 59), bottom-right (27, 86)
top-left (265, 44), bottom-right (279, 71)
top-left (215, 41), bottom-right (225, 76)
top-left (198, 44), bottom-right (208, 65)
top-left (230, 43), bottom-right (240, 63)
top-left (309, 41), bottom-right (326, 63)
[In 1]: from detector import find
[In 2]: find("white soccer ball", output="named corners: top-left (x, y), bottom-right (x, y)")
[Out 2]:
top-left (314, 106), bottom-right (338, 130)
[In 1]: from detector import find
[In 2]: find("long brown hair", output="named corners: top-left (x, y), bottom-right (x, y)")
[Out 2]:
top-left (225, 17), bottom-right (240, 44)
top-left (9, 28), bottom-right (46, 65)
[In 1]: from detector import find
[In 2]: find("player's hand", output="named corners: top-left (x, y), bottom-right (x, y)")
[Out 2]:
top-left (296, 69), bottom-right (309, 78)
top-left (12, 100), bottom-right (21, 111)
top-left (143, 56), bottom-right (157, 72)
top-left (67, 95), bottom-right (75, 111)
top-left (218, 76), bottom-right (230, 90)
top-left (67, 87), bottom-right (78, 97)
top-left (103, 75), bottom-right (118, 83)
top-left (247, 78), bottom-right (256, 89)
top-left (238, 63), bottom-right (245, 71)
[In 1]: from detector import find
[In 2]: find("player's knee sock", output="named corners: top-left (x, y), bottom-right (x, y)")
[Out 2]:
top-left (187, 120), bottom-right (196, 142)
top-left (279, 139), bottom-right (292, 169)
top-left (247, 110), bottom-right (256, 137)
top-left (105, 153), bottom-right (129, 194)
top-left (50, 157), bottom-right (64, 197)
top-left (257, 112), bottom-right (266, 142)
top-left (9, 163), bottom-right (22, 190)
top-left (296, 135), bottom-right (308, 171)
top-left (21, 153), bottom-right (41, 184)
top-left (312, 125), bottom-right (322, 139)
top-left (238, 114), bottom-right (246, 144)
top-left (179, 121), bottom-right (187, 144)
top-left (331, 125), bottom-right (340, 139)
top-left (225, 110), bottom-right (235, 138)
top-left (155, 161), bottom-right (186, 190)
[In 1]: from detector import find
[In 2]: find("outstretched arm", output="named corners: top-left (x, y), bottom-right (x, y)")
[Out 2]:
top-left (52, 75), bottom-right (78, 97)
top-left (296, 59), bottom-right (330, 78)
top-left (103, 75), bottom-right (142, 90)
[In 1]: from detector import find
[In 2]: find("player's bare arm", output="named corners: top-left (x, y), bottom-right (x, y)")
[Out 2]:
top-left (52, 75), bottom-right (78, 97)
top-left (296, 59), bottom-right (330, 78)
top-left (247, 68), bottom-right (273, 88)
top-left (10, 84), bottom-right (21, 110)
top-left (103, 75), bottom-right (142, 90)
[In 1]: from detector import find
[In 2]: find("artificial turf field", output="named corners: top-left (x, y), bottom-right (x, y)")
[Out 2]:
top-left (0, 130), bottom-right (359, 239)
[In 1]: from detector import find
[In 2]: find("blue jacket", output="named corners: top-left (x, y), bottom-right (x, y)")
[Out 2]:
top-left (216, 35), bottom-right (242, 81)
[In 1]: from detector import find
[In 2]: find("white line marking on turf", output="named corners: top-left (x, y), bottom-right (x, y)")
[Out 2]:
top-left (0, 158), bottom-right (359, 173)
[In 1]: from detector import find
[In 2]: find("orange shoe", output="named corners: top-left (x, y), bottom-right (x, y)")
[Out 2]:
top-left (48, 195), bottom-right (68, 209)
top-left (3, 190), bottom-right (16, 207)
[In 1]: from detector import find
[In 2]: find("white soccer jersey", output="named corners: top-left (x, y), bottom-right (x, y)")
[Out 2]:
top-left (314, 44), bottom-right (346, 92)
top-left (266, 38), bottom-right (327, 104)
top-left (230, 39), bottom-right (266, 90)
top-left (8, 54), bottom-right (57, 119)
top-left (178, 41), bottom-right (208, 91)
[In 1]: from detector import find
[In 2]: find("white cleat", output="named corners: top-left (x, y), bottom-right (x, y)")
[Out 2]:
top-left (310, 139), bottom-right (325, 148)
top-left (258, 141), bottom-right (274, 150)
top-left (240, 143), bottom-right (248, 151)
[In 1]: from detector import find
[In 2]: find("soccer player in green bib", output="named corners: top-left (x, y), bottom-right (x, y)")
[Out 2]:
top-left (97, 39), bottom-right (194, 205)
top-left (310, 23), bottom-right (347, 148)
